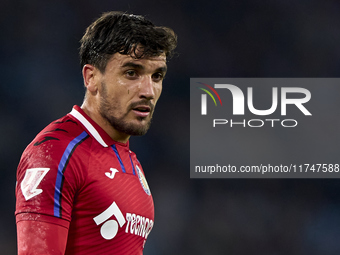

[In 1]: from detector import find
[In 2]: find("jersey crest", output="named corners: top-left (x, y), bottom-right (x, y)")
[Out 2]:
top-left (136, 165), bottom-right (151, 196)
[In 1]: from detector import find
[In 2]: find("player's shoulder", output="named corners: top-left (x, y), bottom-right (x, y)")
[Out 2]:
top-left (33, 114), bottom-right (84, 147)
top-left (21, 114), bottom-right (92, 164)
top-left (16, 113), bottom-right (93, 193)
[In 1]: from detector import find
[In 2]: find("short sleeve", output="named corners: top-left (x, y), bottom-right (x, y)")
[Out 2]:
top-left (15, 132), bottom-right (88, 226)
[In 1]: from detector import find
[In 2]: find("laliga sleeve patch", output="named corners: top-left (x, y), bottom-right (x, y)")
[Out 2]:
top-left (21, 168), bottom-right (50, 201)
top-left (136, 165), bottom-right (151, 196)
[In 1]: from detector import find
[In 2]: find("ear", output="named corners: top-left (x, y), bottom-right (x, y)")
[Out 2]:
top-left (82, 64), bottom-right (99, 94)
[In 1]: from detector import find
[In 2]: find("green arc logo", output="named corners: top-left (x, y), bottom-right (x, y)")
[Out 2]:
top-left (198, 82), bottom-right (223, 106)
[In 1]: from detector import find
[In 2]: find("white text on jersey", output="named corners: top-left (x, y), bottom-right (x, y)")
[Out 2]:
top-left (125, 213), bottom-right (154, 239)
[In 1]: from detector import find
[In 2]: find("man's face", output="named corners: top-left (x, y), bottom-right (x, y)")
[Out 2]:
top-left (97, 52), bottom-right (167, 137)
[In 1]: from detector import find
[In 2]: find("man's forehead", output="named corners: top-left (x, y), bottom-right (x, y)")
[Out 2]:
top-left (103, 53), bottom-right (167, 74)
top-left (113, 52), bottom-right (166, 65)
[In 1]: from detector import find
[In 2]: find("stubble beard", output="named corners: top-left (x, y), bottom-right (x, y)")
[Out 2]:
top-left (99, 82), bottom-right (153, 136)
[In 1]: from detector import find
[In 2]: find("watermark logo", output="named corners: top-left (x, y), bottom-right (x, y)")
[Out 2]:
top-left (190, 78), bottom-right (339, 179)
top-left (200, 84), bottom-right (311, 116)
top-left (197, 82), bottom-right (312, 128)
top-left (198, 82), bottom-right (223, 115)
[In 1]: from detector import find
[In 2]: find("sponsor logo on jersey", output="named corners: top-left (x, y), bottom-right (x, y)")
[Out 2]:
top-left (136, 165), bottom-right (151, 195)
top-left (94, 201), bottom-right (153, 240)
top-left (93, 201), bottom-right (125, 240)
top-left (105, 168), bottom-right (119, 179)
top-left (125, 212), bottom-right (153, 239)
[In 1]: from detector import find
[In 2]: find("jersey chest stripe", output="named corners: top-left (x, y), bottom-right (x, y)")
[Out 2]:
top-left (53, 131), bottom-right (89, 217)
top-left (111, 145), bottom-right (126, 173)
top-left (129, 155), bottom-right (136, 175)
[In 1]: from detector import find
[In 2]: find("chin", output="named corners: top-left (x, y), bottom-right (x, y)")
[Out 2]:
top-left (119, 120), bottom-right (152, 136)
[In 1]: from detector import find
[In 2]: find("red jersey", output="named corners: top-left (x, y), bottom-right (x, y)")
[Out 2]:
top-left (15, 105), bottom-right (154, 254)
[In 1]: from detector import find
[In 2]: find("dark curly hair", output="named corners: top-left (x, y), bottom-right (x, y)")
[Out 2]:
top-left (79, 11), bottom-right (177, 73)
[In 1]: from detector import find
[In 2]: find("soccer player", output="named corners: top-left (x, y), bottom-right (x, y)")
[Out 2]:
top-left (15, 11), bottom-right (177, 254)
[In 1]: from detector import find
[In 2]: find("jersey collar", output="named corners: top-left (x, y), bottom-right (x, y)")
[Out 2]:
top-left (69, 105), bottom-right (129, 148)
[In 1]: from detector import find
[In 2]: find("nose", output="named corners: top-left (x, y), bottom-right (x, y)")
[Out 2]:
top-left (139, 77), bottom-right (155, 100)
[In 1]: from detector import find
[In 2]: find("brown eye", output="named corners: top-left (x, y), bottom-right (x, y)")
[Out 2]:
top-left (125, 70), bottom-right (138, 79)
top-left (152, 72), bottom-right (164, 82)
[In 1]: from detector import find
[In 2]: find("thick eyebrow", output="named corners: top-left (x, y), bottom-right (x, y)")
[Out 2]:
top-left (121, 62), bottom-right (167, 74)
top-left (121, 62), bottom-right (144, 70)
top-left (155, 66), bottom-right (167, 74)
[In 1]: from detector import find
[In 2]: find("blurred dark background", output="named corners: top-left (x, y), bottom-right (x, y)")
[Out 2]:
top-left (2, 0), bottom-right (340, 254)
